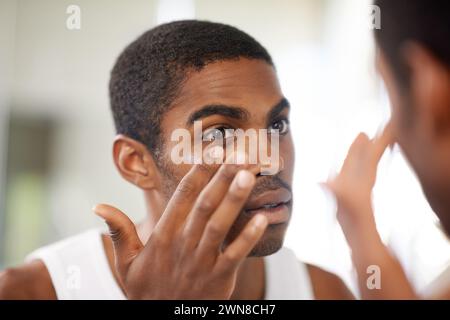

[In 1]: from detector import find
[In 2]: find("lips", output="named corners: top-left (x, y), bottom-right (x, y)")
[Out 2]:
top-left (244, 189), bottom-right (292, 225)
top-left (244, 188), bottom-right (292, 211)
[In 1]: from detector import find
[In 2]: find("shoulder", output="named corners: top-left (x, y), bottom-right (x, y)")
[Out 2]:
top-left (0, 260), bottom-right (56, 299)
top-left (304, 263), bottom-right (354, 300)
top-left (427, 285), bottom-right (450, 300)
top-left (436, 288), bottom-right (450, 300)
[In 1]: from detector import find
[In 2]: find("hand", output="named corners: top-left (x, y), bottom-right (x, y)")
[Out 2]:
top-left (323, 122), bottom-right (394, 233)
top-left (323, 123), bottom-right (419, 300)
top-left (93, 162), bottom-right (268, 299)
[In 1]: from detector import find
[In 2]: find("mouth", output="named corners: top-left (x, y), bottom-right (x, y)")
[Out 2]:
top-left (244, 189), bottom-right (292, 225)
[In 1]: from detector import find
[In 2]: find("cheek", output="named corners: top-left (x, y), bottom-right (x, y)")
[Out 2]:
top-left (391, 107), bottom-right (403, 142)
top-left (280, 136), bottom-right (295, 175)
top-left (391, 105), bottom-right (432, 186)
top-left (389, 93), bottom-right (418, 157)
top-left (158, 147), bottom-right (193, 197)
top-left (391, 105), bottom-right (415, 165)
top-left (165, 160), bottom-right (192, 183)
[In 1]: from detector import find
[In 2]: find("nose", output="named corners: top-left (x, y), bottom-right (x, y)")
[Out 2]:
top-left (259, 154), bottom-right (284, 176)
top-left (255, 131), bottom-right (284, 176)
top-left (216, 129), bottom-right (284, 176)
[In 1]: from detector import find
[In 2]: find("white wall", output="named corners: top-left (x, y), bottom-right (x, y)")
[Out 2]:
top-left (0, 0), bottom-right (18, 263)
top-left (9, 0), bottom-right (162, 239)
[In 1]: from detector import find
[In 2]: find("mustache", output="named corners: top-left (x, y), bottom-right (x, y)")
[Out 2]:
top-left (249, 174), bottom-right (292, 198)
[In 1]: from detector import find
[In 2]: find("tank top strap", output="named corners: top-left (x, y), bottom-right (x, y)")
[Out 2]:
top-left (25, 228), bottom-right (125, 300)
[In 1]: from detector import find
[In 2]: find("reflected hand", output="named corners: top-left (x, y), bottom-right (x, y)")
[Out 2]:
top-left (323, 122), bottom-right (394, 233)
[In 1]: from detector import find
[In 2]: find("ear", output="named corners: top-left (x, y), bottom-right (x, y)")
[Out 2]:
top-left (402, 42), bottom-right (450, 136)
top-left (112, 135), bottom-right (159, 189)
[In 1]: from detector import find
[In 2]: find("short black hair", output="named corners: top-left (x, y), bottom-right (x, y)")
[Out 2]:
top-left (374, 0), bottom-right (450, 88)
top-left (109, 20), bottom-right (274, 156)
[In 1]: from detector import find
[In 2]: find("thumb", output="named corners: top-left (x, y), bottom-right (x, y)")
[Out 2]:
top-left (93, 204), bottom-right (143, 275)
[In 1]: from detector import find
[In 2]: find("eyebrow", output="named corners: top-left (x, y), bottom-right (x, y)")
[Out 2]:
top-left (267, 98), bottom-right (290, 124)
top-left (186, 97), bottom-right (290, 126)
top-left (187, 104), bottom-right (250, 125)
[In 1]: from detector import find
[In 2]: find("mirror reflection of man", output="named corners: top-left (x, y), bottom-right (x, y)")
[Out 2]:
top-left (0, 20), bottom-right (352, 299)
top-left (326, 0), bottom-right (450, 299)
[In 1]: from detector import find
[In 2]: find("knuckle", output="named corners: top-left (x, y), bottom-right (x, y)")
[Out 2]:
top-left (196, 197), bottom-right (214, 213)
top-left (151, 230), bottom-right (169, 248)
top-left (177, 178), bottom-right (197, 196)
top-left (108, 226), bottom-right (125, 244)
top-left (227, 189), bottom-right (245, 202)
top-left (222, 251), bottom-right (239, 266)
top-left (180, 224), bottom-right (193, 241)
top-left (196, 163), bottom-right (215, 176)
top-left (220, 164), bottom-right (238, 181)
top-left (206, 222), bottom-right (224, 239)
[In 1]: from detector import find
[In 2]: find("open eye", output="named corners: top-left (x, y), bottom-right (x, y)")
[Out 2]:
top-left (269, 118), bottom-right (290, 135)
top-left (202, 126), bottom-right (234, 142)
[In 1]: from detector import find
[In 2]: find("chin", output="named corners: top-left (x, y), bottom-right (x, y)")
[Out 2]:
top-left (247, 223), bottom-right (288, 257)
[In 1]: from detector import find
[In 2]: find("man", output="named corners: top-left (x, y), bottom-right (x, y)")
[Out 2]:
top-left (325, 0), bottom-right (450, 299)
top-left (0, 20), bottom-right (352, 299)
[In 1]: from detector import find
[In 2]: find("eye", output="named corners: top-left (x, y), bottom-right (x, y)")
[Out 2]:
top-left (202, 126), bottom-right (234, 142)
top-left (269, 118), bottom-right (290, 135)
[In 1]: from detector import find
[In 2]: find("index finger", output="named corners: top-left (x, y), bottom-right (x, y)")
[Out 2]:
top-left (372, 120), bottom-right (395, 163)
top-left (155, 163), bottom-right (221, 234)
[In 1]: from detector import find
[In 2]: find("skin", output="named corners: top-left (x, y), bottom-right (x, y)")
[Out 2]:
top-left (0, 58), bottom-right (353, 300)
top-left (325, 44), bottom-right (450, 299)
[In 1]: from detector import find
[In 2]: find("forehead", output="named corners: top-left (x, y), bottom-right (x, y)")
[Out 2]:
top-left (166, 58), bottom-right (283, 127)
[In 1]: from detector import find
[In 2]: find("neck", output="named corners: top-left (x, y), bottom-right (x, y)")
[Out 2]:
top-left (230, 256), bottom-right (265, 300)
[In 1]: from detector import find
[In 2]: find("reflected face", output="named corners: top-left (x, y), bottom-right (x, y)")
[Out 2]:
top-left (155, 58), bottom-right (295, 256)
top-left (376, 49), bottom-right (450, 234)
top-left (376, 51), bottom-right (415, 160)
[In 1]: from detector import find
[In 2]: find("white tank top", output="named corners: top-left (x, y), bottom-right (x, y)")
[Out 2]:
top-left (25, 228), bottom-right (314, 300)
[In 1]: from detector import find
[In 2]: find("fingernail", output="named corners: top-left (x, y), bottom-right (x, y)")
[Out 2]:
top-left (92, 204), bottom-right (105, 218)
top-left (236, 170), bottom-right (254, 189)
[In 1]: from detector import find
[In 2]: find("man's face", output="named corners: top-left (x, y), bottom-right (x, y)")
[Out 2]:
top-left (155, 58), bottom-right (295, 256)
top-left (377, 48), bottom-right (450, 234)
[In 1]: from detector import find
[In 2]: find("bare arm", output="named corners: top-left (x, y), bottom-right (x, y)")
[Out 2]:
top-left (324, 123), bottom-right (418, 299)
top-left (0, 260), bottom-right (56, 300)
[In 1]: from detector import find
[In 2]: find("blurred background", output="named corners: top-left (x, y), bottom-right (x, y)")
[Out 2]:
top-left (0, 0), bottom-right (449, 297)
